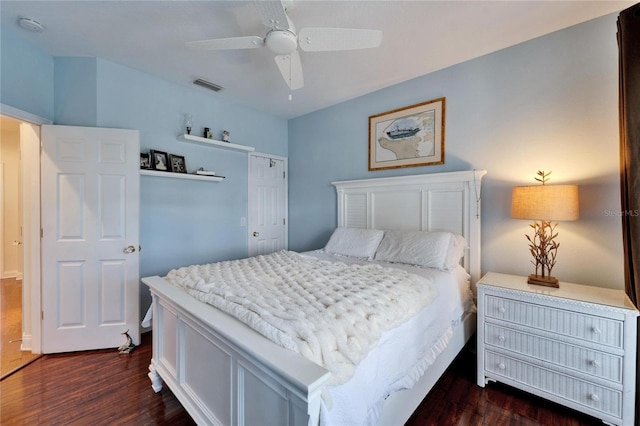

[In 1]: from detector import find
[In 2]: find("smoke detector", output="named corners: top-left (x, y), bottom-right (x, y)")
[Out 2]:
top-left (18, 17), bottom-right (44, 33)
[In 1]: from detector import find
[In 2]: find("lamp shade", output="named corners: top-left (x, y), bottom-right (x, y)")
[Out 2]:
top-left (511, 185), bottom-right (579, 221)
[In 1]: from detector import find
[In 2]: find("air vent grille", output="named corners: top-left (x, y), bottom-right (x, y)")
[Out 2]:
top-left (193, 78), bottom-right (223, 92)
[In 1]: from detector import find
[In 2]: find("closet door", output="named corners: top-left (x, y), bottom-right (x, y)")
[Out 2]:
top-left (248, 153), bottom-right (288, 257)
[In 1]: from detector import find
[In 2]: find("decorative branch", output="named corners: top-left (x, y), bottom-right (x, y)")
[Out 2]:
top-left (525, 220), bottom-right (559, 278)
top-left (535, 170), bottom-right (552, 185)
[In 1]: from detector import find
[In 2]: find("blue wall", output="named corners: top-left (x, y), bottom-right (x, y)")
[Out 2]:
top-left (0, 12), bottom-right (627, 301)
top-left (0, 27), bottom-right (54, 121)
top-left (0, 27), bottom-right (288, 317)
top-left (289, 13), bottom-right (624, 289)
top-left (89, 60), bottom-right (288, 313)
top-left (91, 59), bottom-right (287, 277)
top-left (54, 57), bottom-right (98, 126)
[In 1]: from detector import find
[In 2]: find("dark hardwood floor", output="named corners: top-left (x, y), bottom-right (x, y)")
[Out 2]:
top-left (406, 347), bottom-right (602, 426)
top-left (0, 333), bottom-right (194, 426)
top-left (0, 333), bottom-right (604, 425)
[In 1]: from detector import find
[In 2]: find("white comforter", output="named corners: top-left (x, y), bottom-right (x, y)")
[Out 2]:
top-left (165, 250), bottom-right (438, 385)
top-left (307, 251), bottom-right (474, 426)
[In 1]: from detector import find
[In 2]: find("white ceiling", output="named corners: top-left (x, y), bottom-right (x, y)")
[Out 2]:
top-left (1, 1), bottom-right (632, 119)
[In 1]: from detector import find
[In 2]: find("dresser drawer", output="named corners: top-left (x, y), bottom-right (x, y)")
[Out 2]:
top-left (485, 351), bottom-right (622, 418)
top-left (485, 324), bottom-right (623, 383)
top-left (485, 295), bottom-right (623, 348)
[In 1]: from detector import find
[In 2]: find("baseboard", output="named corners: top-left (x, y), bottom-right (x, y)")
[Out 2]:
top-left (1, 271), bottom-right (21, 280)
top-left (21, 334), bottom-right (33, 351)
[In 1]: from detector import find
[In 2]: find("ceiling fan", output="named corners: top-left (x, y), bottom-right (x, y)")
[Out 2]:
top-left (186, 0), bottom-right (382, 92)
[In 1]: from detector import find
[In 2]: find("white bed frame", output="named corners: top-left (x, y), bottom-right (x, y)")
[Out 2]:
top-left (142, 169), bottom-right (486, 426)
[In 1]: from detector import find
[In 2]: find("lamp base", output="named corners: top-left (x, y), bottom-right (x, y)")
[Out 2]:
top-left (527, 274), bottom-right (559, 288)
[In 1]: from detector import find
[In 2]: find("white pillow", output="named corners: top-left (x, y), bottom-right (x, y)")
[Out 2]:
top-left (445, 234), bottom-right (467, 270)
top-left (374, 230), bottom-right (466, 270)
top-left (324, 227), bottom-right (385, 260)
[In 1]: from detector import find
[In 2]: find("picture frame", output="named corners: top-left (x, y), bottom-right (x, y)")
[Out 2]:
top-left (368, 97), bottom-right (445, 171)
top-left (150, 150), bottom-right (169, 171)
top-left (169, 154), bottom-right (187, 173)
top-left (140, 152), bottom-right (150, 169)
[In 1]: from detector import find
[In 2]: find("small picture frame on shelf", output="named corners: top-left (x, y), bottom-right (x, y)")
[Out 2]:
top-left (150, 150), bottom-right (169, 171)
top-left (140, 152), bottom-right (150, 169)
top-left (169, 154), bottom-right (187, 173)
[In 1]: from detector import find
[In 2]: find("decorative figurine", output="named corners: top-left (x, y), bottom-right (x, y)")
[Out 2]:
top-left (118, 329), bottom-right (136, 354)
top-left (222, 130), bottom-right (230, 142)
top-left (204, 127), bottom-right (212, 139)
top-left (184, 114), bottom-right (193, 135)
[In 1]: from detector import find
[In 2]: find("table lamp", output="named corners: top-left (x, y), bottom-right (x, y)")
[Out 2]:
top-left (511, 171), bottom-right (579, 287)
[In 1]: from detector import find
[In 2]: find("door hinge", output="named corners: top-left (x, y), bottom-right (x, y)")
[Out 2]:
top-left (41, 228), bottom-right (43, 238)
top-left (283, 218), bottom-right (286, 225)
top-left (283, 171), bottom-right (286, 179)
top-left (41, 311), bottom-right (44, 321)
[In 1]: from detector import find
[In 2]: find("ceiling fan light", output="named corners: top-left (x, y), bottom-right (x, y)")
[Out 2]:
top-left (265, 30), bottom-right (298, 55)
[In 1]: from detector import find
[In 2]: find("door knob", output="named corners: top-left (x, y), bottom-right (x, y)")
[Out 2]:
top-left (123, 245), bottom-right (136, 254)
top-left (252, 232), bottom-right (260, 237)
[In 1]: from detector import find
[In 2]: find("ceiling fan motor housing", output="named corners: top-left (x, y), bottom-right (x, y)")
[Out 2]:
top-left (185, 3), bottom-right (382, 91)
top-left (265, 30), bottom-right (298, 55)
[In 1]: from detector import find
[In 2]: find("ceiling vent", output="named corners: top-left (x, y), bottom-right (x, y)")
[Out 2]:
top-left (193, 78), bottom-right (223, 92)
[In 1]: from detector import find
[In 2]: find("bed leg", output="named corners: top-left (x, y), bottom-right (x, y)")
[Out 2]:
top-left (148, 361), bottom-right (163, 393)
top-left (308, 400), bottom-right (321, 426)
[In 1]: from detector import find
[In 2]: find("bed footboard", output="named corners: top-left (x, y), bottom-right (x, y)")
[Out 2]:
top-left (143, 275), bottom-right (332, 426)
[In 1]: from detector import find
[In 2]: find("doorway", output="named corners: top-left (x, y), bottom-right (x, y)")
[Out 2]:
top-left (0, 115), bottom-right (41, 378)
top-left (0, 106), bottom-right (141, 358)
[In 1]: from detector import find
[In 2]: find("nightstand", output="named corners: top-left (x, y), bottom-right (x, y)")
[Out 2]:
top-left (476, 272), bottom-right (639, 426)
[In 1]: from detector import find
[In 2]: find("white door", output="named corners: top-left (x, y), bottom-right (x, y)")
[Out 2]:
top-left (41, 125), bottom-right (140, 353)
top-left (248, 153), bottom-right (287, 256)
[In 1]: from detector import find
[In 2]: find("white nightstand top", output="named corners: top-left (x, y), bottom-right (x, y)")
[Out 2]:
top-left (478, 272), bottom-right (639, 313)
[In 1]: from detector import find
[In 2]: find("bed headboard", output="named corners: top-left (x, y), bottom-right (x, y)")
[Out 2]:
top-left (332, 170), bottom-right (487, 284)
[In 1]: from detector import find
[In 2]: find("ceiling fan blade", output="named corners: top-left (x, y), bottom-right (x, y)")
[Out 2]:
top-left (186, 36), bottom-right (264, 50)
top-left (254, 0), bottom-right (291, 31)
top-left (298, 28), bottom-right (382, 52)
top-left (274, 51), bottom-right (303, 90)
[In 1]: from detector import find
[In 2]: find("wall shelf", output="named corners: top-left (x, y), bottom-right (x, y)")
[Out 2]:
top-left (178, 134), bottom-right (255, 152)
top-left (140, 169), bottom-right (224, 182)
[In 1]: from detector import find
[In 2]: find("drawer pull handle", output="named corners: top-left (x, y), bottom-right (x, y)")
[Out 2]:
top-left (589, 393), bottom-right (600, 402)
top-left (498, 307), bottom-right (506, 314)
top-left (589, 360), bottom-right (600, 368)
top-left (498, 362), bottom-right (506, 370)
top-left (591, 326), bottom-right (601, 334)
top-left (498, 335), bottom-right (506, 342)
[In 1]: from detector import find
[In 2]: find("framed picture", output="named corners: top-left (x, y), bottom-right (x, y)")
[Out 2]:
top-left (140, 152), bottom-right (150, 169)
top-left (169, 154), bottom-right (187, 173)
top-left (150, 150), bottom-right (169, 171)
top-left (368, 97), bottom-right (445, 171)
